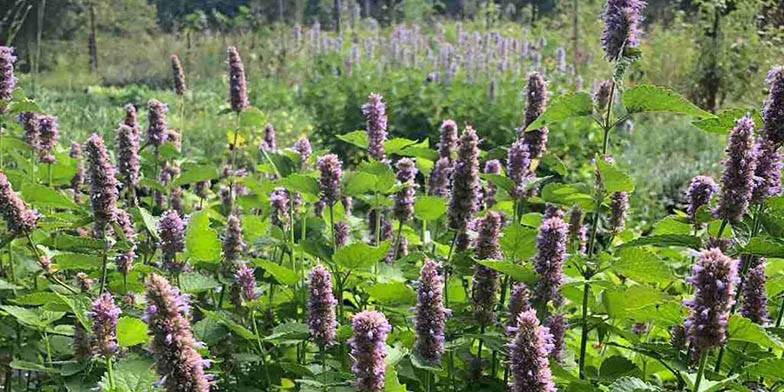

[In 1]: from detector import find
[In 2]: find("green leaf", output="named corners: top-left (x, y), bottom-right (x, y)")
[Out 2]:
top-left (10, 360), bottom-right (56, 373)
top-left (367, 282), bottom-right (415, 305)
top-left (481, 173), bottom-right (514, 193)
top-left (179, 272), bottom-right (220, 293)
top-left (202, 309), bottom-right (258, 341)
top-left (384, 138), bottom-right (418, 154)
top-left (602, 286), bottom-right (663, 318)
top-left (500, 224), bottom-right (537, 261)
top-left (623, 85), bottom-right (713, 118)
top-left (743, 237), bottom-right (784, 258)
top-left (7, 100), bottom-right (42, 114)
top-left (136, 207), bottom-right (160, 241)
top-left (618, 234), bottom-right (701, 250)
top-left (414, 196), bottom-right (447, 221)
top-left (333, 242), bottom-right (390, 271)
top-left (651, 215), bottom-right (692, 235)
top-left (596, 156), bottom-right (635, 193)
top-left (337, 130), bottom-right (368, 149)
top-left (277, 174), bottom-right (320, 196)
top-left (613, 248), bottom-right (674, 283)
top-left (21, 182), bottom-right (80, 210)
top-left (385, 366), bottom-right (407, 392)
top-left (103, 356), bottom-right (159, 392)
top-left (692, 108), bottom-right (761, 135)
top-left (524, 92), bottom-right (593, 131)
top-left (358, 160), bottom-right (397, 193)
top-left (344, 171), bottom-right (378, 196)
top-left (171, 164), bottom-right (220, 187)
top-left (609, 377), bottom-right (660, 392)
top-left (739, 358), bottom-right (784, 381)
top-left (185, 210), bottom-right (221, 262)
top-left (475, 259), bottom-right (536, 283)
top-left (254, 259), bottom-right (298, 285)
top-left (600, 356), bottom-right (638, 380)
top-left (54, 253), bottom-right (102, 270)
top-left (116, 317), bottom-right (148, 348)
top-left (727, 315), bottom-right (781, 349)
top-left (239, 106), bottom-right (265, 129)
top-left (0, 279), bottom-right (21, 290)
top-left (0, 305), bottom-right (42, 328)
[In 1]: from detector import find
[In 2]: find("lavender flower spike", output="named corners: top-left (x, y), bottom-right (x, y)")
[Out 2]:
top-left (415, 259), bottom-right (449, 364)
top-left (545, 313), bottom-right (568, 362)
top-left (447, 126), bottom-right (481, 238)
top-left (222, 214), bottom-right (244, 274)
top-left (507, 139), bottom-right (533, 200)
top-left (506, 282), bottom-right (532, 336)
top-left (523, 72), bottom-right (550, 159)
top-left (684, 248), bottom-right (739, 357)
top-left (740, 258), bottom-right (769, 325)
top-left (472, 211), bottom-right (504, 326)
top-left (89, 292), bottom-right (121, 358)
top-left (601, 0), bottom-right (647, 61)
top-left (144, 273), bottom-right (211, 392)
top-left (307, 265), bottom-right (338, 347)
top-left (762, 66), bottom-right (784, 145)
top-left (292, 136), bottom-right (312, 165)
top-left (260, 124), bottom-right (276, 151)
top-left (714, 116), bottom-right (757, 222)
top-left (349, 310), bottom-right (392, 392)
top-left (171, 54), bottom-right (186, 95)
top-left (334, 221), bottom-right (350, 248)
top-left (158, 210), bottom-right (185, 272)
top-left (508, 309), bottom-right (557, 392)
top-left (0, 171), bottom-right (39, 235)
top-left (18, 112), bottom-right (39, 150)
top-left (362, 93), bottom-right (388, 161)
top-left (228, 46), bottom-right (249, 112)
top-left (116, 124), bottom-right (141, 187)
top-left (608, 191), bottom-right (629, 232)
top-left (84, 133), bottom-right (119, 238)
top-left (37, 115), bottom-right (58, 164)
top-left (534, 216), bottom-right (569, 307)
top-left (438, 119), bottom-right (458, 160)
top-left (751, 135), bottom-right (782, 204)
top-left (428, 157), bottom-right (453, 197)
top-left (269, 187), bottom-right (290, 229)
top-left (594, 80), bottom-right (613, 112)
top-left (146, 99), bottom-right (169, 148)
top-left (393, 158), bottom-right (417, 223)
top-left (686, 176), bottom-right (719, 223)
top-left (0, 46), bottom-right (17, 102)
top-left (317, 154), bottom-right (342, 206)
top-left (231, 263), bottom-right (257, 307)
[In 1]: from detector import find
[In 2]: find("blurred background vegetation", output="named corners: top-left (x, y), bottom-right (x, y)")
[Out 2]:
top-left (2, 0), bottom-right (784, 225)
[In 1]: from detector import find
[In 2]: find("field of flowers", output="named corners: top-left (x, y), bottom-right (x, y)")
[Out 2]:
top-left (1, 1), bottom-right (784, 392)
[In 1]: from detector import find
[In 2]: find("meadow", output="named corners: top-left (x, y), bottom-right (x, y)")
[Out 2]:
top-left (1, 1), bottom-right (784, 392)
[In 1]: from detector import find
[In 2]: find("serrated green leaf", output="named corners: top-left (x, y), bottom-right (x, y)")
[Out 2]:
top-left (727, 315), bottom-right (781, 348)
top-left (10, 360), bottom-right (56, 373)
top-left (277, 174), bottom-right (320, 196)
top-left (743, 237), bottom-right (784, 258)
top-left (599, 356), bottom-right (638, 380)
top-left (185, 210), bottom-right (221, 262)
top-left (385, 366), bottom-right (407, 392)
top-left (414, 196), bottom-right (446, 221)
top-left (358, 160), bottom-right (397, 193)
top-left (254, 259), bottom-right (298, 285)
top-left (344, 171), bottom-right (378, 196)
top-left (623, 85), bottom-right (713, 118)
top-left (54, 253), bottom-right (102, 270)
top-left (692, 108), bottom-right (761, 135)
top-left (337, 130), bottom-right (368, 149)
top-left (500, 224), bottom-right (537, 261)
top-left (596, 156), bottom-right (635, 193)
top-left (608, 377), bottom-right (660, 392)
top-left (0, 305), bottom-right (42, 327)
top-left (21, 182), bottom-right (80, 210)
top-left (367, 282), bottom-right (415, 305)
top-left (602, 286), bottom-right (663, 318)
top-left (239, 106), bottom-right (265, 129)
top-left (171, 164), bottom-right (219, 187)
top-left (203, 309), bottom-right (258, 341)
top-left (179, 272), bottom-right (220, 293)
top-left (136, 207), bottom-right (160, 241)
top-left (333, 242), bottom-right (390, 271)
top-left (475, 259), bottom-right (536, 283)
top-left (618, 234), bottom-right (701, 250)
top-left (116, 317), bottom-right (148, 348)
top-left (613, 248), bottom-right (674, 283)
top-left (739, 357), bottom-right (784, 381)
top-left (481, 173), bottom-right (514, 193)
top-left (525, 92), bottom-right (593, 131)
top-left (384, 138), bottom-right (417, 154)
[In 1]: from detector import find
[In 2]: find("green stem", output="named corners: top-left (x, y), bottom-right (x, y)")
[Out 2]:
top-left (694, 352), bottom-right (708, 392)
top-left (578, 280), bottom-right (591, 379)
top-left (99, 240), bottom-right (109, 293)
top-left (329, 205), bottom-right (336, 251)
top-left (251, 309), bottom-right (273, 387)
top-left (106, 357), bottom-right (115, 389)
top-left (393, 220), bottom-right (404, 261)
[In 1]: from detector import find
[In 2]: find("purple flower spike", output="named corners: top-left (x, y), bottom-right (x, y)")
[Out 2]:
top-left (18, 112), bottom-right (39, 150)
top-left (740, 258), bottom-right (769, 325)
top-left (292, 136), bottom-right (312, 165)
top-left (428, 157), bottom-right (453, 197)
top-left (472, 212), bottom-right (504, 325)
top-left (228, 46), bottom-right (249, 112)
top-left (684, 248), bottom-right (739, 357)
top-left (171, 54), bottom-right (186, 95)
top-left (508, 139), bottom-right (533, 200)
top-left (601, 0), bottom-right (647, 61)
top-left (483, 159), bottom-right (501, 208)
top-left (447, 126), bottom-right (481, 237)
top-left (714, 116), bottom-right (757, 222)
top-left (114, 209), bottom-right (137, 274)
top-left (334, 221), bottom-right (350, 248)
top-left (89, 292), bottom-right (121, 358)
top-left (0, 46), bottom-right (17, 102)
top-left (270, 187), bottom-right (290, 229)
top-left (545, 313), bottom-right (568, 362)
top-left (317, 154), bottom-right (342, 206)
top-left (146, 99), bottom-right (169, 148)
top-left (222, 214), bottom-right (244, 274)
top-left (261, 124), bottom-right (276, 151)
top-left (594, 80), bottom-right (613, 112)
top-left (144, 274), bottom-right (211, 392)
top-left (37, 115), bottom-right (58, 164)
top-left (393, 158), bottom-right (417, 223)
top-left (762, 66), bottom-right (784, 145)
top-left (362, 93), bottom-right (388, 161)
top-left (0, 171), bottom-right (39, 235)
top-left (415, 259), bottom-right (449, 364)
top-left (349, 310), bottom-right (391, 392)
top-left (534, 216), bottom-right (569, 307)
top-left (84, 133), bottom-right (119, 238)
top-left (752, 136), bottom-right (782, 204)
top-left (438, 119), bottom-right (459, 160)
top-left (609, 191), bottom-right (629, 232)
top-left (123, 103), bottom-right (140, 135)
top-left (308, 265), bottom-right (338, 347)
top-left (686, 175), bottom-right (718, 223)
top-left (116, 124), bottom-right (141, 187)
top-left (524, 72), bottom-right (548, 128)
top-left (158, 210), bottom-right (185, 272)
top-left (506, 282), bottom-right (532, 336)
top-left (231, 263), bottom-right (257, 307)
top-left (508, 309), bottom-right (556, 392)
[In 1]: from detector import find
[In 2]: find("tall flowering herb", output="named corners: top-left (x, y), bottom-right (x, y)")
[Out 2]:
top-left (158, 210), bottom-right (185, 272)
top-left (269, 187), bottom-right (290, 229)
top-left (472, 211), bottom-right (504, 326)
top-left (123, 103), bottom-right (140, 135)
top-left (393, 158), bottom-right (417, 223)
top-left (751, 136), bottom-right (782, 204)
top-left (762, 66), bottom-right (784, 145)
top-left (143, 274), bottom-right (211, 392)
top-left (317, 154), bottom-right (342, 206)
top-left (508, 140), bottom-right (533, 201)
top-left (608, 191), bottom-right (628, 232)
top-left (292, 136), bottom-right (312, 165)
top-left (447, 126), bottom-right (481, 242)
top-left (146, 99), bottom-right (169, 148)
top-left (415, 259), bottom-right (449, 364)
top-left (714, 116), bottom-right (757, 222)
top-left (171, 54), bottom-right (186, 95)
top-left (84, 134), bottom-right (119, 238)
top-left (534, 216), bottom-right (569, 307)
top-left (260, 124), bottom-right (276, 151)
top-left (437, 119), bottom-right (458, 160)
top-left (18, 111), bottom-right (39, 150)
top-left (362, 93), bottom-right (388, 161)
top-left (89, 292), bottom-right (121, 358)
top-left (349, 311), bottom-right (392, 392)
top-left (0, 171), bottom-right (39, 235)
top-left (483, 159), bottom-right (501, 208)
top-left (37, 115), bottom-right (58, 164)
top-left (601, 0), bottom-right (647, 61)
top-left (545, 313), bottom-right (568, 362)
top-left (508, 309), bottom-right (556, 392)
top-left (222, 214), bottom-right (244, 274)
top-left (227, 46), bottom-right (249, 112)
top-left (740, 259), bottom-right (769, 325)
top-left (428, 157), bottom-right (453, 197)
top-left (523, 72), bottom-right (549, 159)
top-left (684, 248), bottom-right (739, 357)
top-left (686, 176), bottom-right (718, 223)
top-left (231, 263), bottom-right (257, 307)
top-left (116, 124), bottom-right (141, 187)
top-left (307, 265), bottom-right (338, 347)
top-left (0, 46), bottom-right (17, 102)
top-left (506, 282), bottom-right (532, 336)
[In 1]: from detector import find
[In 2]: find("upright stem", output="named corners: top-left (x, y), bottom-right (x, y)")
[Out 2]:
top-left (393, 220), bottom-right (404, 260)
top-left (578, 280), bottom-right (591, 379)
top-left (693, 353), bottom-right (708, 392)
top-left (250, 309), bottom-right (273, 387)
top-left (106, 357), bottom-right (115, 389)
top-left (99, 240), bottom-right (109, 293)
top-left (329, 205), bottom-right (336, 251)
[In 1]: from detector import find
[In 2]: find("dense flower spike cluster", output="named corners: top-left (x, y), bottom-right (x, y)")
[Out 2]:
top-left (231, 263), bottom-right (257, 306)
top-left (762, 66), bottom-right (784, 145)
top-left (36, 115), bottom-right (58, 163)
top-left (507, 282), bottom-right (532, 336)
top-left (472, 212), bottom-right (504, 326)
top-left (508, 139), bottom-right (533, 200)
top-left (447, 126), bottom-right (480, 237)
top-left (269, 187), bottom-right (290, 229)
top-left (84, 133), bottom-right (119, 237)
top-left (0, 46), bottom-right (16, 102)
top-left (362, 93), bottom-right (388, 161)
top-left (171, 54), bottom-right (186, 95)
top-left (482, 159), bottom-right (501, 208)
top-left (524, 72), bottom-right (547, 128)
top-left (349, 311), bottom-right (391, 392)
top-left (222, 214), bottom-right (244, 273)
top-left (261, 124), bottom-right (276, 151)
top-left (534, 216), bottom-right (569, 306)
top-left (123, 103), bottom-right (140, 132)
top-left (18, 111), bottom-right (39, 149)
top-left (601, 0), bottom-right (647, 60)
top-left (751, 136), bottom-right (782, 204)
top-left (686, 175), bottom-right (719, 222)
top-left (670, 325), bottom-right (687, 350)
top-left (609, 191), bottom-right (628, 232)
top-left (632, 322), bottom-right (649, 336)
top-left (292, 136), bottom-right (312, 165)
top-left (317, 154), bottom-right (342, 206)
top-left (740, 259), bottom-right (769, 324)
top-left (437, 119), bottom-right (458, 160)
top-left (684, 248), bottom-right (739, 357)
top-left (0, 172), bottom-right (39, 235)
top-left (146, 99), bottom-right (169, 148)
top-left (545, 313), bottom-right (568, 362)
top-left (334, 221), bottom-right (350, 248)
top-left (508, 309), bottom-right (556, 392)
top-left (393, 158), bottom-right (417, 222)
top-left (227, 46), bottom-right (249, 112)
top-left (428, 157), bottom-right (453, 197)
top-left (144, 274), bottom-right (211, 392)
top-left (594, 80), bottom-right (613, 112)
top-left (307, 265), bottom-right (338, 347)
top-left (89, 292), bottom-right (121, 358)
top-left (158, 210), bottom-right (185, 272)
top-left (714, 116), bottom-right (757, 222)
top-left (415, 259), bottom-right (449, 364)
top-left (116, 124), bottom-right (141, 187)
